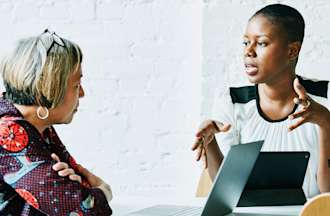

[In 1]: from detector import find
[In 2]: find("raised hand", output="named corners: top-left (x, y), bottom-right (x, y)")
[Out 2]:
top-left (288, 78), bottom-right (330, 131)
top-left (192, 120), bottom-right (231, 168)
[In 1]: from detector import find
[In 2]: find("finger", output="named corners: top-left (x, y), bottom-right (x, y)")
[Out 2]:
top-left (202, 148), bottom-right (208, 169)
top-left (211, 121), bottom-right (223, 132)
top-left (293, 78), bottom-right (307, 100)
top-left (195, 123), bottom-right (213, 137)
top-left (218, 123), bottom-right (231, 132)
top-left (69, 174), bottom-right (82, 183)
top-left (196, 146), bottom-right (203, 161)
top-left (293, 97), bottom-right (311, 108)
top-left (196, 121), bottom-right (231, 140)
top-left (191, 137), bottom-right (203, 151)
top-left (204, 134), bottom-right (214, 146)
top-left (196, 120), bottom-right (221, 137)
top-left (288, 109), bottom-right (307, 120)
top-left (52, 162), bottom-right (69, 171)
top-left (51, 153), bottom-right (60, 162)
top-left (288, 117), bottom-right (306, 131)
top-left (58, 168), bottom-right (75, 177)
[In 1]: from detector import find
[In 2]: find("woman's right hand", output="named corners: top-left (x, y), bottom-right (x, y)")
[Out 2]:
top-left (192, 120), bottom-right (231, 168)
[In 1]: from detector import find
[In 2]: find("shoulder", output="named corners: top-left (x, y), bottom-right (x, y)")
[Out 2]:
top-left (298, 75), bottom-right (329, 98)
top-left (229, 76), bottom-right (329, 103)
top-left (229, 85), bottom-right (257, 104)
top-left (0, 116), bottom-right (30, 153)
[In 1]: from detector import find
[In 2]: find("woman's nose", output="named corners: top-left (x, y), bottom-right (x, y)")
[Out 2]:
top-left (244, 44), bottom-right (257, 57)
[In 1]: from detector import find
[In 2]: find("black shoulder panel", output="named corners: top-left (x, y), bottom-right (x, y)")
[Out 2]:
top-left (298, 75), bottom-right (329, 98)
top-left (230, 86), bottom-right (257, 104)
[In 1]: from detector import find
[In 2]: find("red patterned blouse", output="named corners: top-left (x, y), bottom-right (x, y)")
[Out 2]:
top-left (0, 97), bottom-right (112, 215)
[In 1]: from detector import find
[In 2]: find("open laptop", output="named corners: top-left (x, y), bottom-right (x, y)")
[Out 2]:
top-left (126, 140), bottom-right (266, 216)
top-left (237, 151), bottom-right (310, 207)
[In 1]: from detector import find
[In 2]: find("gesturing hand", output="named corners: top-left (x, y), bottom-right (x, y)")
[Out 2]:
top-left (51, 153), bottom-right (82, 183)
top-left (192, 120), bottom-right (231, 168)
top-left (288, 78), bottom-right (330, 131)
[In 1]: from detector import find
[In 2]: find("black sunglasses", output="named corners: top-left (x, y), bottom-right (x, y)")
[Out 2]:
top-left (40, 29), bottom-right (66, 55)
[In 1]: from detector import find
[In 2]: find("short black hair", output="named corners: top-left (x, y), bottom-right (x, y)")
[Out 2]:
top-left (251, 4), bottom-right (305, 43)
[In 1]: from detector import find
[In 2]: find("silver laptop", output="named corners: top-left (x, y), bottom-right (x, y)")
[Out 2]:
top-left (126, 140), bottom-right (267, 216)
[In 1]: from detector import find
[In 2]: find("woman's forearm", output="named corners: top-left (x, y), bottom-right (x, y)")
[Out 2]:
top-left (206, 137), bottom-right (224, 181)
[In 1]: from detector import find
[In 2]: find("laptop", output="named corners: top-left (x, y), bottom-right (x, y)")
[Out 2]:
top-left (126, 140), bottom-right (264, 216)
top-left (237, 151), bottom-right (310, 207)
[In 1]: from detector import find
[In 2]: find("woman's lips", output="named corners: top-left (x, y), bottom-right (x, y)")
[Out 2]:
top-left (245, 64), bottom-right (258, 76)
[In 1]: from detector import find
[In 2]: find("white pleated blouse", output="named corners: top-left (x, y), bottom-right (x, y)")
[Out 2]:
top-left (212, 76), bottom-right (329, 198)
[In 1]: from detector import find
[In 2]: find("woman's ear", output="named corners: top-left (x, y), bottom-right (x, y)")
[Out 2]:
top-left (288, 41), bottom-right (302, 60)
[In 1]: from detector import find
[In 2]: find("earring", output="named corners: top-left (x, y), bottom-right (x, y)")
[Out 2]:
top-left (36, 106), bottom-right (49, 120)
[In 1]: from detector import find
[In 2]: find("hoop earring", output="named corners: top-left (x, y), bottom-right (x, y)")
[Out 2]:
top-left (36, 106), bottom-right (49, 120)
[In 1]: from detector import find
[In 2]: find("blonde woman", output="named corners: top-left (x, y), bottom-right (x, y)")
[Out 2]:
top-left (0, 30), bottom-right (112, 215)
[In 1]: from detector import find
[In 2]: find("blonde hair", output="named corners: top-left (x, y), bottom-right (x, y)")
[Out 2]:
top-left (0, 31), bottom-right (83, 108)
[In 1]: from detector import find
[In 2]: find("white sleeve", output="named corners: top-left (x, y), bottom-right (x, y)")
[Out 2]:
top-left (210, 88), bottom-right (239, 156)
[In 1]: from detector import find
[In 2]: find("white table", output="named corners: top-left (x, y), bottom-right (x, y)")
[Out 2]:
top-left (110, 196), bottom-right (303, 216)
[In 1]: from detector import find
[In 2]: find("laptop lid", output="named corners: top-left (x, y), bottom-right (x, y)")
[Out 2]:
top-left (201, 140), bottom-right (264, 216)
top-left (237, 151), bottom-right (310, 206)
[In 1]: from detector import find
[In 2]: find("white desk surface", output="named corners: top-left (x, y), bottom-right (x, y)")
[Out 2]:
top-left (110, 196), bottom-right (303, 216)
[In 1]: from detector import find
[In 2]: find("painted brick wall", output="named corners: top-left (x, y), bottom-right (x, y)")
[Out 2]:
top-left (0, 0), bottom-right (329, 202)
top-left (0, 0), bottom-right (202, 201)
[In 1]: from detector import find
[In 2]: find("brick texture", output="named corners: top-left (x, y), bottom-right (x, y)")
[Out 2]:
top-left (0, 0), bottom-right (329, 202)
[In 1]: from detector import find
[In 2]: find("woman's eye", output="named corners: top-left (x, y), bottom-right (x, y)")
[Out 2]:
top-left (257, 42), bottom-right (267, 47)
top-left (242, 41), bottom-right (249, 46)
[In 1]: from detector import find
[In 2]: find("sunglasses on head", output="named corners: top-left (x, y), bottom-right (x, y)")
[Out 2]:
top-left (40, 29), bottom-right (66, 55)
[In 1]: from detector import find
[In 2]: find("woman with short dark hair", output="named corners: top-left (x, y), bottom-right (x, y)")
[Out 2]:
top-left (193, 4), bottom-right (330, 198)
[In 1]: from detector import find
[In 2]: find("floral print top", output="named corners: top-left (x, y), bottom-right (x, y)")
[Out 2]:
top-left (0, 96), bottom-right (112, 216)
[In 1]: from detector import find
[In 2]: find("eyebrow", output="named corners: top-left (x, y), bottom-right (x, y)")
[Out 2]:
top-left (243, 34), bottom-right (271, 39)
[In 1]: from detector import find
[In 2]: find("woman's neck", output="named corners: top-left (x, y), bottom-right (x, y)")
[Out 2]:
top-left (13, 104), bottom-right (51, 134)
top-left (257, 70), bottom-right (297, 121)
top-left (259, 72), bottom-right (296, 103)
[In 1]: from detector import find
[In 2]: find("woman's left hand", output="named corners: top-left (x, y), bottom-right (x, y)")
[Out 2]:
top-left (51, 153), bottom-right (82, 183)
top-left (288, 78), bottom-right (330, 131)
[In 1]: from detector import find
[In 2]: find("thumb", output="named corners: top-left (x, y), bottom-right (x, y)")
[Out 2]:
top-left (220, 123), bottom-right (231, 132)
top-left (213, 121), bottom-right (231, 133)
top-left (293, 78), bottom-right (307, 100)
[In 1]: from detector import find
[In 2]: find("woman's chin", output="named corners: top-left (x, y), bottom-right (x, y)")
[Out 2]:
top-left (247, 74), bottom-right (266, 84)
top-left (247, 76), bottom-right (260, 84)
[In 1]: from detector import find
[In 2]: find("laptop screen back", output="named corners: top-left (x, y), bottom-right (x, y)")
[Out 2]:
top-left (201, 140), bottom-right (264, 216)
top-left (245, 152), bottom-right (310, 189)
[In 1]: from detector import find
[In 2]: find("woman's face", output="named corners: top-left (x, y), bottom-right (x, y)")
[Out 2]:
top-left (243, 15), bottom-right (292, 84)
top-left (50, 64), bottom-right (84, 124)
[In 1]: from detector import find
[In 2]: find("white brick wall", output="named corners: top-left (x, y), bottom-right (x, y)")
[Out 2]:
top-left (0, 0), bottom-right (329, 202)
top-left (0, 0), bottom-right (202, 201)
